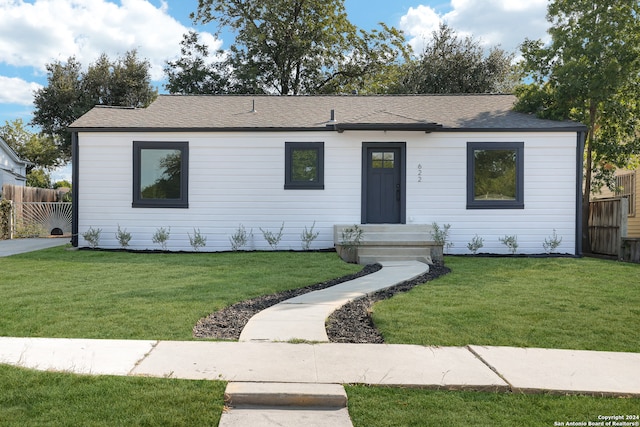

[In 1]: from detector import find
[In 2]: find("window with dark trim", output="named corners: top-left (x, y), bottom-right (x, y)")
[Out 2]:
top-left (133, 141), bottom-right (189, 208)
top-left (467, 142), bottom-right (524, 209)
top-left (285, 142), bottom-right (324, 189)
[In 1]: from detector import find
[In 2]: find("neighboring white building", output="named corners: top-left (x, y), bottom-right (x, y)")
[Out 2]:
top-left (0, 137), bottom-right (29, 190)
top-left (69, 95), bottom-right (586, 255)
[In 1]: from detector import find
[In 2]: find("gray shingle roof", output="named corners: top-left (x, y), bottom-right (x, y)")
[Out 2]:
top-left (69, 94), bottom-right (583, 131)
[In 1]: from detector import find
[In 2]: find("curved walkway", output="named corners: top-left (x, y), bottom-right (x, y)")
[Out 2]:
top-left (239, 260), bottom-right (429, 342)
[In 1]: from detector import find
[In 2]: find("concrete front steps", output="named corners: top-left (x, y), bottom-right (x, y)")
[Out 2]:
top-left (219, 382), bottom-right (353, 427)
top-left (334, 224), bottom-right (442, 265)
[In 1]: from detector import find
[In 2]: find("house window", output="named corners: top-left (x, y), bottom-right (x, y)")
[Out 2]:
top-left (467, 142), bottom-right (524, 209)
top-left (285, 142), bottom-right (324, 189)
top-left (133, 141), bottom-right (188, 208)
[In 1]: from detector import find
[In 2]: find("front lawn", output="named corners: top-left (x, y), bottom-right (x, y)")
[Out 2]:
top-left (373, 256), bottom-right (640, 352)
top-left (0, 247), bottom-right (360, 340)
top-left (0, 365), bottom-right (225, 426)
top-left (346, 385), bottom-right (640, 427)
top-left (1, 249), bottom-right (638, 425)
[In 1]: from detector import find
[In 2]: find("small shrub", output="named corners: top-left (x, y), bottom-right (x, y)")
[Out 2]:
top-left (499, 234), bottom-right (518, 254)
top-left (467, 234), bottom-right (484, 254)
top-left (260, 222), bottom-right (285, 250)
top-left (188, 228), bottom-right (207, 252)
top-left (431, 222), bottom-right (453, 253)
top-left (14, 223), bottom-right (46, 239)
top-left (543, 229), bottom-right (563, 254)
top-left (115, 225), bottom-right (132, 249)
top-left (82, 226), bottom-right (102, 249)
top-left (339, 225), bottom-right (364, 263)
top-left (0, 199), bottom-right (11, 239)
top-left (152, 227), bottom-right (170, 251)
top-left (300, 221), bottom-right (320, 250)
top-left (229, 224), bottom-right (253, 251)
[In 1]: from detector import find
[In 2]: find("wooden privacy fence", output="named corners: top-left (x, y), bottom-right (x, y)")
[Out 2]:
top-left (1, 184), bottom-right (67, 203)
top-left (588, 198), bottom-right (628, 257)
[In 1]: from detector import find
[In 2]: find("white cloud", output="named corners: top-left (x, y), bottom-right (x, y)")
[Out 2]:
top-left (0, 76), bottom-right (42, 105)
top-left (0, 0), bottom-right (221, 81)
top-left (400, 0), bottom-right (549, 55)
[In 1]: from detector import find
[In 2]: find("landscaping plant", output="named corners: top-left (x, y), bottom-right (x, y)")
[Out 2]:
top-left (543, 229), bottom-right (563, 254)
top-left (430, 222), bottom-right (453, 253)
top-left (81, 226), bottom-right (101, 249)
top-left (300, 221), bottom-right (320, 250)
top-left (229, 224), bottom-right (252, 251)
top-left (499, 234), bottom-right (518, 254)
top-left (115, 224), bottom-right (132, 249)
top-left (152, 227), bottom-right (170, 251)
top-left (188, 228), bottom-right (207, 252)
top-left (466, 234), bottom-right (484, 254)
top-left (260, 222), bottom-right (285, 250)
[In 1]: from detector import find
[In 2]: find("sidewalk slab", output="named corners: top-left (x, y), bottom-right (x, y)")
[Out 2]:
top-left (0, 337), bottom-right (156, 376)
top-left (314, 343), bottom-right (508, 390)
top-left (240, 261), bottom-right (429, 342)
top-left (132, 341), bottom-right (508, 390)
top-left (470, 346), bottom-right (640, 396)
top-left (218, 407), bottom-right (353, 427)
top-left (132, 341), bottom-right (319, 382)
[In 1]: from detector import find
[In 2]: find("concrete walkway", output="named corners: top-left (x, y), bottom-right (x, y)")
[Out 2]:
top-left (240, 261), bottom-right (429, 342)
top-left (0, 237), bottom-right (69, 257)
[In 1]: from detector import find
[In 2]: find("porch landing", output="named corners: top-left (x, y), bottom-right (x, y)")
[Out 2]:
top-left (333, 224), bottom-right (442, 265)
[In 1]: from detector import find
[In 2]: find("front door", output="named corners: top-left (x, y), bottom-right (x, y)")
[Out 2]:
top-left (362, 143), bottom-right (405, 224)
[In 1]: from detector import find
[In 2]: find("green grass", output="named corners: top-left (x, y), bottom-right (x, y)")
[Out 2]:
top-left (346, 385), bottom-right (640, 427)
top-left (0, 365), bottom-right (225, 426)
top-left (373, 256), bottom-right (640, 352)
top-left (2, 249), bottom-right (639, 425)
top-left (0, 247), bottom-right (360, 340)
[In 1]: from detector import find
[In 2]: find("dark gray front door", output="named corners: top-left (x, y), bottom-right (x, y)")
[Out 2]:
top-left (363, 144), bottom-right (405, 224)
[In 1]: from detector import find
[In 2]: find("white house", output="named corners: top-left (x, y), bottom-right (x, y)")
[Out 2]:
top-left (69, 94), bottom-right (586, 256)
top-left (0, 137), bottom-right (29, 190)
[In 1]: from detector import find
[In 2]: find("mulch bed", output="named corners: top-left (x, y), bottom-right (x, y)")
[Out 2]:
top-left (193, 262), bottom-right (450, 343)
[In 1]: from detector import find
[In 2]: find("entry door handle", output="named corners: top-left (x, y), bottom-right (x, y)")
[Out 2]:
top-left (396, 184), bottom-right (401, 201)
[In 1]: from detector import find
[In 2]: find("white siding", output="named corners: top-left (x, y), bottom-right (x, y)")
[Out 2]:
top-left (77, 130), bottom-right (578, 254)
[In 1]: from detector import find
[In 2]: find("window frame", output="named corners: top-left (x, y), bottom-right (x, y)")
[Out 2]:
top-left (284, 142), bottom-right (325, 190)
top-left (466, 141), bottom-right (524, 210)
top-left (132, 141), bottom-right (189, 208)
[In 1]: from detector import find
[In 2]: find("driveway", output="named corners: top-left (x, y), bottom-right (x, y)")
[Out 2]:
top-left (0, 237), bottom-right (70, 257)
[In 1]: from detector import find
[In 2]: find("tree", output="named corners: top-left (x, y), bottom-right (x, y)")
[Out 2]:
top-left (189, 0), bottom-right (409, 95)
top-left (394, 23), bottom-right (516, 94)
top-left (514, 0), bottom-right (640, 252)
top-left (164, 31), bottom-right (231, 94)
top-left (32, 50), bottom-right (157, 159)
top-left (0, 119), bottom-right (61, 172)
top-left (26, 168), bottom-right (52, 189)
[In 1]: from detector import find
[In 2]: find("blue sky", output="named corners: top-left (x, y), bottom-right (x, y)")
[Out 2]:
top-left (0, 0), bottom-right (549, 180)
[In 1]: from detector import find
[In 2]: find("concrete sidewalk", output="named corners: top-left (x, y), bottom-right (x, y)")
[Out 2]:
top-left (1, 337), bottom-right (639, 397)
top-left (0, 237), bottom-right (69, 257)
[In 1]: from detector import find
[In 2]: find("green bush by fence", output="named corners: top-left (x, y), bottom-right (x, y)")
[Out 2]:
top-left (0, 199), bottom-right (11, 240)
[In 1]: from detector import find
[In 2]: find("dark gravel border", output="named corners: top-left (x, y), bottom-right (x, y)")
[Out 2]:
top-left (193, 262), bottom-right (450, 343)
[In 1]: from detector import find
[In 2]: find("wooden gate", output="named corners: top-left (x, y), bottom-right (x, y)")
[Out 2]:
top-left (588, 198), bottom-right (628, 256)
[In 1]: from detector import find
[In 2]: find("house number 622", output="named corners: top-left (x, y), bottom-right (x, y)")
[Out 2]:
top-left (417, 164), bottom-right (423, 182)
